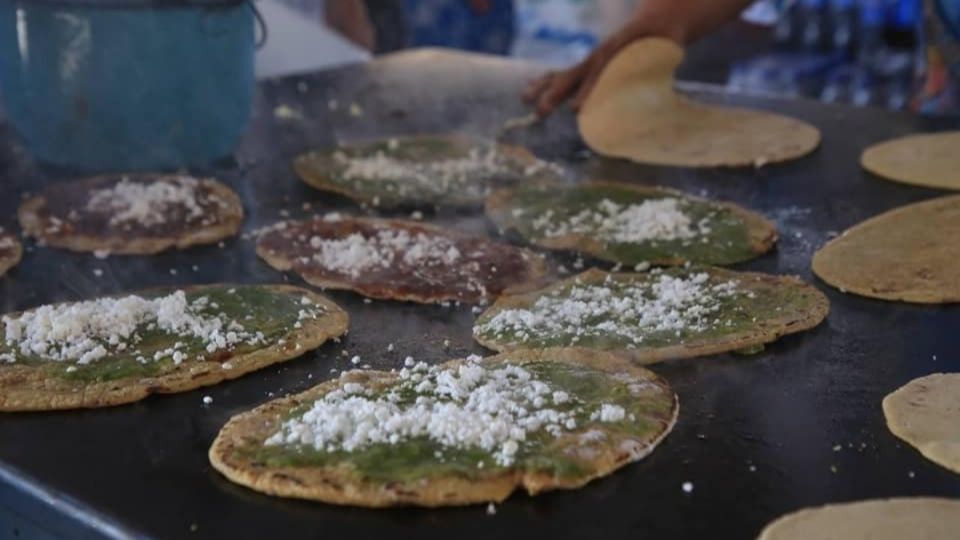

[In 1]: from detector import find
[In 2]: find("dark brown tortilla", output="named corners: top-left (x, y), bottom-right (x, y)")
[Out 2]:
top-left (18, 173), bottom-right (244, 255)
top-left (256, 216), bottom-right (549, 304)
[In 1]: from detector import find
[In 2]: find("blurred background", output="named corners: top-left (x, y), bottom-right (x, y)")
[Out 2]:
top-left (265, 0), bottom-right (956, 115)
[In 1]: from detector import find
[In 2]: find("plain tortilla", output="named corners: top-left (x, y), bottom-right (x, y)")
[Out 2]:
top-left (882, 373), bottom-right (960, 474)
top-left (861, 131), bottom-right (960, 190)
top-left (757, 498), bottom-right (960, 540)
top-left (0, 285), bottom-right (348, 411)
top-left (578, 38), bottom-right (820, 168)
top-left (811, 195), bottom-right (960, 303)
top-left (474, 268), bottom-right (829, 365)
top-left (209, 348), bottom-right (678, 508)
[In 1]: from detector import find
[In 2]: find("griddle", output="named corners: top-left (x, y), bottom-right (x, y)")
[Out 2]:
top-left (0, 49), bottom-right (958, 540)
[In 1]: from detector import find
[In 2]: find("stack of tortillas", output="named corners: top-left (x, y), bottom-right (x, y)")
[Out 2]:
top-left (812, 195), bottom-right (960, 303)
top-left (861, 131), bottom-right (960, 190)
top-left (577, 38), bottom-right (820, 167)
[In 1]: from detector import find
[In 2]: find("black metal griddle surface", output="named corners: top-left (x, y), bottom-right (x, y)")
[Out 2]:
top-left (0, 49), bottom-right (958, 540)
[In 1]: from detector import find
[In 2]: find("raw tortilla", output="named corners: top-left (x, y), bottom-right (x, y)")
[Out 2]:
top-left (485, 180), bottom-right (776, 266)
top-left (756, 498), bottom-right (960, 540)
top-left (474, 268), bottom-right (829, 364)
top-left (0, 229), bottom-right (21, 277)
top-left (294, 133), bottom-right (562, 208)
top-left (882, 373), bottom-right (960, 474)
top-left (209, 348), bottom-right (678, 507)
top-left (861, 131), bottom-right (960, 190)
top-left (0, 285), bottom-right (348, 411)
top-left (256, 216), bottom-right (548, 304)
top-left (577, 38), bottom-right (820, 168)
top-left (19, 173), bottom-right (243, 255)
top-left (811, 195), bottom-right (960, 303)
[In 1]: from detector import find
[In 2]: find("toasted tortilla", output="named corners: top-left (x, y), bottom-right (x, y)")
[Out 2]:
top-left (0, 285), bottom-right (348, 411)
top-left (882, 373), bottom-right (960, 474)
top-left (578, 38), bottom-right (820, 168)
top-left (0, 229), bottom-right (22, 277)
top-left (209, 348), bottom-right (678, 507)
top-left (486, 181), bottom-right (776, 266)
top-left (293, 134), bottom-right (562, 208)
top-left (256, 216), bottom-right (548, 304)
top-left (757, 498), bottom-right (960, 540)
top-left (811, 195), bottom-right (960, 303)
top-left (861, 131), bottom-right (960, 190)
top-left (19, 173), bottom-right (244, 255)
top-left (474, 268), bottom-right (828, 364)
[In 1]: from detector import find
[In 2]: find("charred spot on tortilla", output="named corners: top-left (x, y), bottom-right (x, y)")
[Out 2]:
top-left (18, 173), bottom-right (243, 255)
top-left (255, 215), bottom-right (548, 304)
top-left (0, 228), bottom-right (22, 277)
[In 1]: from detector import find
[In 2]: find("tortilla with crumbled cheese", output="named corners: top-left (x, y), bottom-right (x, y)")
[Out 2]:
top-left (578, 38), bottom-right (820, 168)
top-left (812, 195), bottom-right (960, 303)
top-left (19, 173), bottom-right (243, 255)
top-left (256, 216), bottom-right (548, 304)
top-left (757, 498), bottom-right (960, 540)
top-left (486, 181), bottom-right (776, 266)
top-left (0, 284), bottom-right (347, 411)
top-left (861, 131), bottom-right (960, 190)
top-left (209, 348), bottom-right (677, 507)
top-left (293, 134), bottom-right (564, 208)
top-left (0, 228), bottom-right (21, 277)
top-left (474, 268), bottom-right (828, 364)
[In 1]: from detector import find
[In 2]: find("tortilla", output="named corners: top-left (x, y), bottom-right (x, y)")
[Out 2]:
top-left (256, 215), bottom-right (548, 304)
top-left (0, 284), bottom-right (348, 411)
top-left (0, 228), bottom-right (22, 277)
top-left (19, 173), bottom-right (244, 255)
top-left (486, 181), bottom-right (776, 266)
top-left (474, 268), bottom-right (828, 364)
top-left (209, 348), bottom-right (677, 507)
top-left (293, 134), bottom-right (564, 208)
top-left (861, 131), bottom-right (960, 190)
top-left (882, 373), bottom-right (960, 474)
top-left (811, 195), bottom-right (960, 303)
top-left (577, 38), bottom-right (820, 168)
top-left (757, 498), bottom-right (960, 540)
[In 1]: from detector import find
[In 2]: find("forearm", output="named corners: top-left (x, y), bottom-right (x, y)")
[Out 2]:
top-left (618, 0), bottom-right (756, 46)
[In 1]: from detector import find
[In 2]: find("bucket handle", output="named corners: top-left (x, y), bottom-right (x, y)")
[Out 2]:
top-left (249, 0), bottom-right (267, 48)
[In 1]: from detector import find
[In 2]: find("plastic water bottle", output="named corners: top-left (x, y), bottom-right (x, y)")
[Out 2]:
top-left (827, 0), bottom-right (857, 56)
top-left (799, 0), bottom-right (827, 52)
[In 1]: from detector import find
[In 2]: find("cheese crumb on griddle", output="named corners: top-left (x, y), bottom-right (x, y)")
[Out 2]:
top-left (531, 198), bottom-right (712, 244)
top-left (265, 357), bottom-right (627, 466)
top-left (476, 272), bottom-right (739, 345)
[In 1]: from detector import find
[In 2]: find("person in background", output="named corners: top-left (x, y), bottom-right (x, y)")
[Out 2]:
top-left (326, 0), bottom-right (515, 55)
top-left (524, 0), bottom-right (960, 116)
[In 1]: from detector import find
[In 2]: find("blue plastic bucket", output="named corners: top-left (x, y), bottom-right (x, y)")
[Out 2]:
top-left (0, 0), bottom-right (255, 171)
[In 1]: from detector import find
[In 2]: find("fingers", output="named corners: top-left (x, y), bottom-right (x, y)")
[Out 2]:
top-left (534, 63), bottom-right (587, 117)
top-left (570, 62), bottom-right (606, 113)
top-left (523, 73), bottom-right (553, 104)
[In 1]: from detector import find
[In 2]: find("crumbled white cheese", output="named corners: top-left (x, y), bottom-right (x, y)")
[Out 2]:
top-left (86, 175), bottom-right (219, 228)
top-left (1, 290), bottom-right (276, 366)
top-left (202, 395), bottom-right (213, 405)
top-left (682, 481), bottom-right (694, 493)
top-left (531, 198), bottom-right (712, 245)
top-left (475, 272), bottom-right (740, 345)
top-left (304, 228), bottom-right (462, 278)
top-left (265, 356), bottom-right (628, 467)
